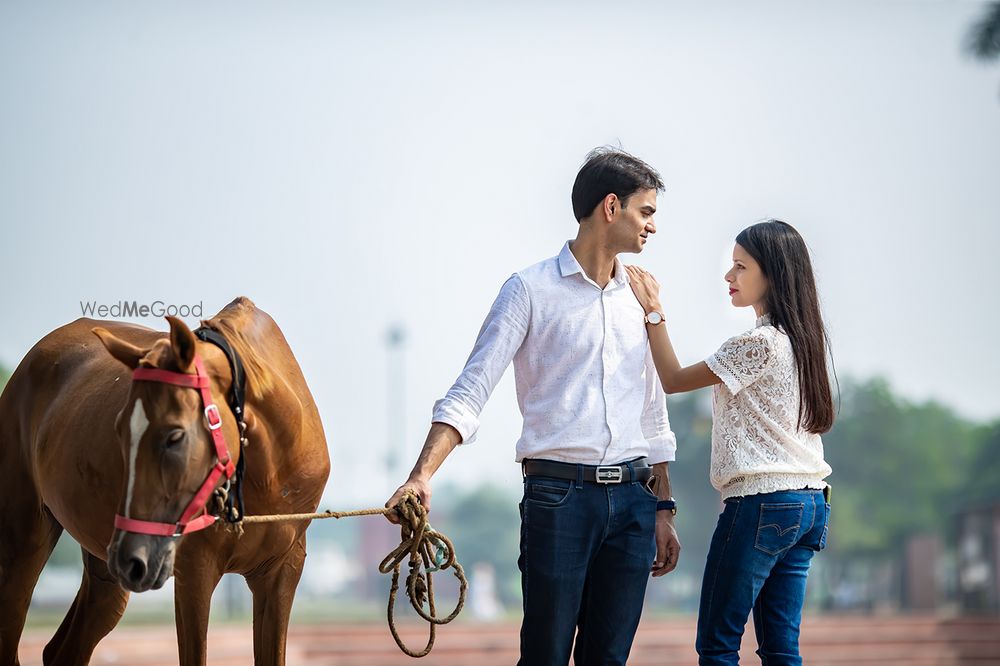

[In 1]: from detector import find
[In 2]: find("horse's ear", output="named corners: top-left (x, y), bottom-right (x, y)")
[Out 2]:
top-left (166, 316), bottom-right (196, 373)
top-left (92, 328), bottom-right (144, 369)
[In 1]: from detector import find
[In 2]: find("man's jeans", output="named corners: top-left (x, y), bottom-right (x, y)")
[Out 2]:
top-left (517, 472), bottom-right (657, 666)
top-left (696, 489), bottom-right (830, 666)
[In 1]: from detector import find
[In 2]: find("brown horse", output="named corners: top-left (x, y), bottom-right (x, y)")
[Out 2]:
top-left (0, 297), bottom-right (330, 665)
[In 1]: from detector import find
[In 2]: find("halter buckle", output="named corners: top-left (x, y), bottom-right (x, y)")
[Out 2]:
top-left (204, 404), bottom-right (223, 430)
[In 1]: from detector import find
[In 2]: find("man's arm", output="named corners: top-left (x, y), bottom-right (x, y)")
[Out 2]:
top-left (640, 336), bottom-right (682, 578)
top-left (385, 422), bottom-right (461, 524)
top-left (384, 274), bottom-right (530, 522)
top-left (650, 462), bottom-right (681, 577)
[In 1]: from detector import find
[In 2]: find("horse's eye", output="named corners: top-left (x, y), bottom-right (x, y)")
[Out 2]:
top-left (166, 429), bottom-right (186, 446)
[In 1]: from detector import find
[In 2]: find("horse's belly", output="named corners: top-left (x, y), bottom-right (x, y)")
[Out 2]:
top-left (34, 394), bottom-right (126, 560)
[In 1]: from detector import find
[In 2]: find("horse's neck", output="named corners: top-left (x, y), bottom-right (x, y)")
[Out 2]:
top-left (217, 304), bottom-right (323, 477)
top-left (241, 320), bottom-right (310, 467)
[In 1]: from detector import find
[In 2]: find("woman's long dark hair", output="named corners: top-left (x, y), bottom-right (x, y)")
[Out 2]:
top-left (736, 220), bottom-right (835, 434)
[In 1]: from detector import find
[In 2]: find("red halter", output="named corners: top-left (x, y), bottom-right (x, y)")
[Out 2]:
top-left (114, 354), bottom-right (236, 537)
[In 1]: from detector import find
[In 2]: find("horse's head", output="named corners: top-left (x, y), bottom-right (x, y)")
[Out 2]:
top-left (93, 316), bottom-right (240, 592)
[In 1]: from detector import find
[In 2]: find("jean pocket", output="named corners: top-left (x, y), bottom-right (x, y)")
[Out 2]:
top-left (754, 502), bottom-right (804, 556)
top-left (638, 479), bottom-right (658, 500)
top-left (525, 478), bottom-right (573, 507)
top-left (817, 502), bottom-right (831, 551)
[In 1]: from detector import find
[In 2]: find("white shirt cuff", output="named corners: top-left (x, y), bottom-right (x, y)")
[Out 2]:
top-left (432, 398), bottom-right (480, 445)
top-left (645, 431), bottom-right (677, 464)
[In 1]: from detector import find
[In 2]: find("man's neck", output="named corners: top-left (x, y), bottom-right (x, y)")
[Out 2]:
top-left (569, 232), bottom-right (618, 289)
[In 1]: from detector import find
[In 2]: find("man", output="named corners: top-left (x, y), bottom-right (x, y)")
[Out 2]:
top-left (386, 147), bottom-right (681, 666)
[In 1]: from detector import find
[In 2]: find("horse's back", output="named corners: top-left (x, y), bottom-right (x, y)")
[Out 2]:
top-left (1, 318), bottom-right (158, 446)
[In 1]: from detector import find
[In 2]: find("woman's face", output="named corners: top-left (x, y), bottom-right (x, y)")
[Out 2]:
top-left (725, 243), bottom-right (768, 310)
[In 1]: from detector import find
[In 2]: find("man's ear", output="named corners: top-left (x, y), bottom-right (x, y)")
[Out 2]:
top-left (92, 328), bottom-right (144, 369)
top-left (603, 193), bottom-right (619, 222)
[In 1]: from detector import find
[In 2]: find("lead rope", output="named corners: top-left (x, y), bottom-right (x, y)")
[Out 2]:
top-left (378, 491), bottom-right (467, 657)
top-left (236, 491), bottom-right (467, 658)
top-left (190, 331), bottom-right (466, 654)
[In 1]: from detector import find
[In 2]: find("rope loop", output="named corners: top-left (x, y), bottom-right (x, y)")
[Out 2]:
top-left (237, 490), bottom-right (467, 658)
top-left (379, 492), bottom-right (467, 657)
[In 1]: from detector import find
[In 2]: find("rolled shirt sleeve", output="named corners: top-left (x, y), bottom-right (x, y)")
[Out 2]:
top-left (432, 274), bottom-right (530, 444)
top-left (641, 346), bottom-right (677, 463)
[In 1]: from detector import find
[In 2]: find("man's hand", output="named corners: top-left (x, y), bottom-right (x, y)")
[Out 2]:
top-left (384, 477), bottom-right (432, 525)
top-left (651, 513), bottom-right (681, 577)
top-left (383, 422), bottom-right (462, 525)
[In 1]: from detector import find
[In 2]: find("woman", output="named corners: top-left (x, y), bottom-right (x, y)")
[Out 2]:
top-left (627, 219), bottom-right (834, 665)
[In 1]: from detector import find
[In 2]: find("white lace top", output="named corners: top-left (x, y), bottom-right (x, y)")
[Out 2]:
top-left (704, 315), bottom-right (832, 499)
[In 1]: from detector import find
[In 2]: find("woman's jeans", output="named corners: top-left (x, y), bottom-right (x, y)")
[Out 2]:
top-left (517, 473), bottom-right (657, 666)
top-left (696, 489), bottom-right (830, 666)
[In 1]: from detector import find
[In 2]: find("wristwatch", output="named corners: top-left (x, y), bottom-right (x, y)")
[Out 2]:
top-left (656, 498), bottom-right (677, 515)
top-left (644, 311), bottom-right (665, 325)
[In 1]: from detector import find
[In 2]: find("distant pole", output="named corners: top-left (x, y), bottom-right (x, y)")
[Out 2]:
top-left (385, 323), bottom-right (407, 485)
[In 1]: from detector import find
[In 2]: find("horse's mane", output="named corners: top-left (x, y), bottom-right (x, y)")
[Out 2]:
top-left (200, 297), bottom-right (276, 401)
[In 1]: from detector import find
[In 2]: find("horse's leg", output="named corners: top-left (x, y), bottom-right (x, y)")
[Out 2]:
top-left (41, 549), bottom-right (129, 665)
top-left (245, 536), bottom-right (307, 666)
top-left (173, 546), bottom-right (224, 666)
top-left (0, 500), bottom-right (62, 666)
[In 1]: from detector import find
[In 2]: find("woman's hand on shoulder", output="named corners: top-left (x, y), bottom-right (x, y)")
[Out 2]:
top-left (625, 265), bottom-right (663, 313)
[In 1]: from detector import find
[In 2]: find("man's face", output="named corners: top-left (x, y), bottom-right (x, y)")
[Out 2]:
top-left (611, 188), bottom-right (658, 254)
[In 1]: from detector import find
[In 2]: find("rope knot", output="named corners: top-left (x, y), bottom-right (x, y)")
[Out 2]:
top-left (408, 566), bottom-right (428, 607)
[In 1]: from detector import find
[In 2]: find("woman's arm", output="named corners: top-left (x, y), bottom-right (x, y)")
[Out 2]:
top-left (626, 265), bottom-right (720, 394)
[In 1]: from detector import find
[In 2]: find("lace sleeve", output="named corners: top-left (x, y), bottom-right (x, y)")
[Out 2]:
top-left (705, 330), bottom-right (773, 395)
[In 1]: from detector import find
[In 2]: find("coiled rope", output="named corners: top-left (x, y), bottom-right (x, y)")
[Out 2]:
top-left (236, 491), bottom-right (467, 658)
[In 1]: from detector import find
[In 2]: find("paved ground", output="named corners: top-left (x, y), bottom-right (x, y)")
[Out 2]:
top-left (18, 615), bottom-right (1000, 665)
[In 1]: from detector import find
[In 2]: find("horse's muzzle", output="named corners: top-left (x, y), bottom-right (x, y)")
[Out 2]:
top-left (107, 531), bottom-right (177, 593)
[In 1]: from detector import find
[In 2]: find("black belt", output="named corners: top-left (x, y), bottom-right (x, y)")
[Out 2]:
top-left (522, 458), bottom-right (652, 485)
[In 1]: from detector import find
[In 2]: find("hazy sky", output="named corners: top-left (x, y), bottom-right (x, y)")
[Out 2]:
top-left (2, 1), bottom-right (998, 506)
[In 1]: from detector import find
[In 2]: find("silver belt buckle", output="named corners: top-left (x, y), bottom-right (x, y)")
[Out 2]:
top-left (595, 466), bottom-right (623, 484)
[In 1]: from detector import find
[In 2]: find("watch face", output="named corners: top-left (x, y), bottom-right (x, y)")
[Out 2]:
top-left (646, 312), bottom-right (663, 325)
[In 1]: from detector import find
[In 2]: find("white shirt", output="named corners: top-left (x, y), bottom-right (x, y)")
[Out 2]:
top-left (433, 241), bottom-right (676, 465)
top-left (705, 315), bottom-right (832, 499)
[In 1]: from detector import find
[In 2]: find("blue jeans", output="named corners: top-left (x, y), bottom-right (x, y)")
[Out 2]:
top-left (696, 489), bottom-right (830, 666)
top-left (517, 470), bottom-right (658, 666)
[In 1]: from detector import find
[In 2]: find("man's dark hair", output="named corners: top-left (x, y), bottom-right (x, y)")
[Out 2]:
top-left (571, 147), bottom-right (665, 222)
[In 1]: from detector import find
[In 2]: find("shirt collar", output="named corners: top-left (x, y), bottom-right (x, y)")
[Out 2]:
top-left (558, 241), bottom-right (581, 277)
top-left (558, 241), bottom-right (629, 288)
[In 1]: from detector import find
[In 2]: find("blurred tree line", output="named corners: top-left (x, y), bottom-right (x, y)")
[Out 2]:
top-left (431, 377), bottom-right (1000, 612)
top-left (3, 362), bottom-right (997, 611)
